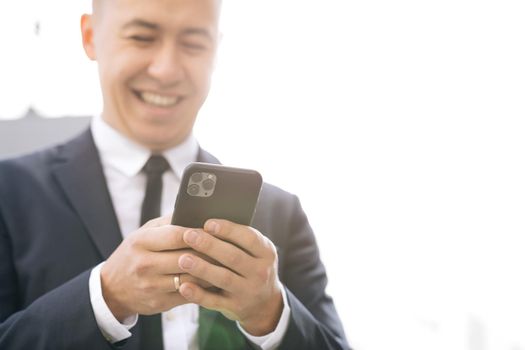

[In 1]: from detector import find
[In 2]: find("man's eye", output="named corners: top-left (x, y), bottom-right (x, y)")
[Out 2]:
top-left (129, 35), bottom-right (154, 42)
top-left (182, 42), bottom-right (207, 51)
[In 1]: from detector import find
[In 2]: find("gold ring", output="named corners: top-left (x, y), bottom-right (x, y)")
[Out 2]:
top-left (173, 274), bottom-right (181, 292)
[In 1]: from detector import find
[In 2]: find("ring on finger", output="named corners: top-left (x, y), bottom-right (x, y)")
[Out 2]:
top-left (173, 274), bottom-right (181, 292)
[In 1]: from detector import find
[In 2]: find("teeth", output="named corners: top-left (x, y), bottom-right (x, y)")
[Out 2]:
top-left (140, 92), bottom-right (179, 107)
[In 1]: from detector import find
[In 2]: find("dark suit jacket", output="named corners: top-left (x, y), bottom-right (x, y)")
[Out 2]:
top-left (0, 130), bottom-right (350, 349)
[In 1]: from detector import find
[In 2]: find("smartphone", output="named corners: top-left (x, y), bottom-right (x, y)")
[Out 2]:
top-left (171, 162), bottom-right (263, 228)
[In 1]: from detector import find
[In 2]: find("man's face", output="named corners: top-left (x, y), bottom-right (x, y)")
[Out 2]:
top-left (82, 0), bottom-right (220, 151)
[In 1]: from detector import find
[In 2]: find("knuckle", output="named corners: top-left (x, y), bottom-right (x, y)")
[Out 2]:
top-left (267, 241), bottom-right (278, 260)
top-left (255, 265), bottom-right (271, 284)
top-left (146, 298), bottom-right (161, 310)
top-left (134, 265), bottom-right (146, 278)
top-left (215, 219), bottom-right (228, 230)
top-left (247, 234), bottom-right (260, 252)
top-left (228, 252), bottom-right (242, 266)
top-left (220, 271), bottom-right (234, 288)
top-left (128, 234), bottom-right (142, 250)
top-left (134, 258), bottom-right (152, 276)
top-left (252, 228), bottom-right (268, 248)
top-left (147, 218), bottom-right (158, 226)
top-left (248, 226), bottom-right (263, 239)
top-left (168, 230), bottom-right (182, 247)
top-left (219, 225), bottom-right (231, 239)
top-left (138, 279), bottom-right (155, 293)
top-left (193, 258), bottom-right (204, 273)
top-left (220, 221), bottom-right (237, 238)
top-left (260, 234), bottom-right (278, 258)
top-left (198, 234), bottom-right (210, 250)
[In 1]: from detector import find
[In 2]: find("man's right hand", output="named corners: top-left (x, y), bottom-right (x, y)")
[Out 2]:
top-left (100, 216), bottom-right (209, 322)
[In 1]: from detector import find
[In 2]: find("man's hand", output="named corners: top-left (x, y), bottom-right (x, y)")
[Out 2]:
top-left (100, 216), bottom-right (212, 322)
top-left (176, 219), bottom-right (284, 336)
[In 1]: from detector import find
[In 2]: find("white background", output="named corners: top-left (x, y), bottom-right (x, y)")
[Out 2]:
top-left (1, 1), bottom-right (525, 349)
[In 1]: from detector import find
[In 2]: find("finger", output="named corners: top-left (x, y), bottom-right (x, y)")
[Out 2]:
top-left (155, 274), bottom-right (214, 292)
top-left (204, 219), bottom-right (272, 258)
top-left (139, 225), bottom-right (190, 251)
top-left (178, 282), bottom-right (236, 320)
top-left (142, 215), bottom-right (172, 228)
top-left (151, 248), bottom-right (221, 275)
top-left (139, 291), bottom-right (192, 315)
top-left (182, 229), bottom-right (252, 277)
top-left (178, 253), bottom-right (243, 293)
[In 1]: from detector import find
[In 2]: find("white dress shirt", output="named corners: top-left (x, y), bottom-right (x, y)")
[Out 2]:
top-left (88, 116), bottom-right (290, 350)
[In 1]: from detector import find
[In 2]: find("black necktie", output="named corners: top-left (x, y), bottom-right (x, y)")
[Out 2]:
top-left (139, 155), bottom-right (170, 350)
top-left (140, 155), bottom-right (170, 226)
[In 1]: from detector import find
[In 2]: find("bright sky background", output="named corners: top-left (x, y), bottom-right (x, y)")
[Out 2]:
top-left (1, 1), bottom-right (525, 349)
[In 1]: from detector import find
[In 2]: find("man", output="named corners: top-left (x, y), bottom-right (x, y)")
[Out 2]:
top-left (0, 0), bottom-right (349, 349)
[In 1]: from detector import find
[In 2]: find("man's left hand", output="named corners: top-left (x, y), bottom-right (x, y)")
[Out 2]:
top-left (176, 219), bottom-right (284, 336)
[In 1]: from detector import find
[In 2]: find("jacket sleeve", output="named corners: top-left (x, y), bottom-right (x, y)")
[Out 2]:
top-left (278, 196), bottom-right (351, 350)
top-left (0, 213), bottom-right (113, 350)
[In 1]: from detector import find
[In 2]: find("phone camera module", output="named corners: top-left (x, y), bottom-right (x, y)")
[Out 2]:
top-left (187, 172), bottom-right (217, 197)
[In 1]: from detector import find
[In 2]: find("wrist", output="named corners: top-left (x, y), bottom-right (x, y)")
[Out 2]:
top-left (100, 264), bottom-right (134, 322)
top-left (241, 292), bottom-right (284, 336)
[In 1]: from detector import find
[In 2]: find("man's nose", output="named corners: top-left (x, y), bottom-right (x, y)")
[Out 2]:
top-left (147, 43), bottom-right (185, 85)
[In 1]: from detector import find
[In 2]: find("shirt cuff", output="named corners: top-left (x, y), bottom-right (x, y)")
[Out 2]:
top-left (89, 262), bottom-right (138, 343)
top-left (236, 283), bottom-right (291, 350)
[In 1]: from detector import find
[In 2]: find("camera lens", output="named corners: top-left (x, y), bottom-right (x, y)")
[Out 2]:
top-left (187, 183), bottom-right (200, 196)
top-left (202, 178), bottom-right (215, 191)
top-left (190, 173), bottom-right (203, 183)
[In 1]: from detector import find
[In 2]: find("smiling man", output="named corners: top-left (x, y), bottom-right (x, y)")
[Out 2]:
top-left (0, 0), bottom-right (350, 349)
top-left (87, 0), bottom-right (219, 151)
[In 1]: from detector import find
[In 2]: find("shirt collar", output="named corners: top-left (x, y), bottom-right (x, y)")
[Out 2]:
top-left (91, 115), bottom-right (199, 179)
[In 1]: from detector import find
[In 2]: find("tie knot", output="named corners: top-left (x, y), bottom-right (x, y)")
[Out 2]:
top-left (143, 155), bottom-right (170, 175)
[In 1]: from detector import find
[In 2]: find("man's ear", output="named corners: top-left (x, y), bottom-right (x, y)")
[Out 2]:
top-left (80, 14), bottom-right (96, 60)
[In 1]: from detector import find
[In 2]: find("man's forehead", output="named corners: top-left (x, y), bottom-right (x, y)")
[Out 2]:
top-left (92, 0), bottom-right (222, 32)
top-left (92, 0), bottom-right (222, 14)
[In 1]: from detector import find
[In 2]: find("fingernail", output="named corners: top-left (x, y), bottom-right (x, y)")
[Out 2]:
top-left (207, 221), bottom-right (219, 234)
top-left (179, 255), bottom-right (194, 270)
top-left (184, 230), bottom-right (200, 245)
top-left (180, 285), bottom-right (193, 299)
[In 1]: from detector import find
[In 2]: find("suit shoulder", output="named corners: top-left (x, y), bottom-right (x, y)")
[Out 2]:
top-left (256, 182), bottom-right (302, 219)
top-left (0, 131), bottom-right (85, 190)
top-left (260, 182), bottom-right (299, 203)
top-left (0, 144), bottom-right (60, 176)
top-left (0, 128), bottom-right (89, 175)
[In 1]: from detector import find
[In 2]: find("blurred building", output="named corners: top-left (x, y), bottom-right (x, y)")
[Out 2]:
top-left (0, 108), bottom-right (91, 159)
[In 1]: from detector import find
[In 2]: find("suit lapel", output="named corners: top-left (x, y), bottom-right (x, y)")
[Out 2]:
top-left (51, 129), bottom-right (122, 260)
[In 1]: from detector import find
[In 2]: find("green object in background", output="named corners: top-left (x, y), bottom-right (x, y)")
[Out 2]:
top-left (198, 307), bottom-right (248, 350)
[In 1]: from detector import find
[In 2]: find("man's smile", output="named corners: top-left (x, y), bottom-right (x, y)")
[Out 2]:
top-left (134, 90), bottom-right (181, 108)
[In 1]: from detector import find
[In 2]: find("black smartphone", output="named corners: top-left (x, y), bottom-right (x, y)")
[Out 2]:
top-left (171, 162), bottom-right (263, 228)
